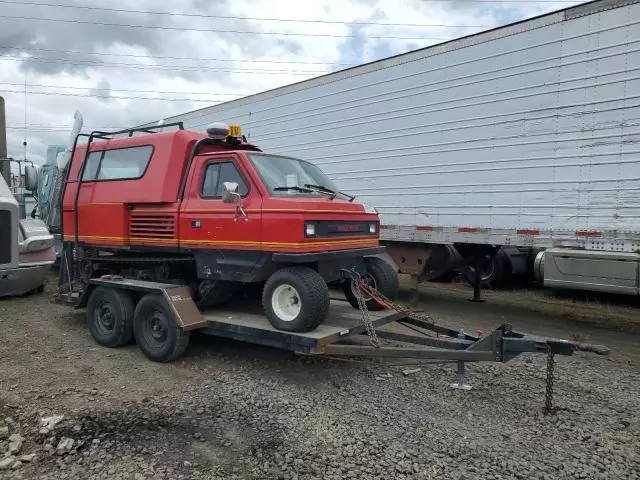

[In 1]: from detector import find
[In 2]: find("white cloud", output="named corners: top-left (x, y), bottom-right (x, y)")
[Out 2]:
top-left (0, 0), bottom-right (580, 167)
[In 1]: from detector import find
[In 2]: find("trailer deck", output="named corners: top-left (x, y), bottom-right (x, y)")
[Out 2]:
top-left (200, 301), bottom-right (405, 353)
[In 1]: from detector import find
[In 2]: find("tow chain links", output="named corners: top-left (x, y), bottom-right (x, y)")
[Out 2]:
top-left (349, 275), bottom-right (380, 348)
top-left (344, 268), bottom-right (438, 348)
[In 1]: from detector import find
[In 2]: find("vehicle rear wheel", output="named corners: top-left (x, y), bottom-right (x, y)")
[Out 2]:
top-left (344, 257), bottom-right (399, 311)
top-left (133, 294), bottom-right (190, 362)
top-left (262, 267), bottom-right (330, 332)
top-left (86, 286), bottom-right (134, 347)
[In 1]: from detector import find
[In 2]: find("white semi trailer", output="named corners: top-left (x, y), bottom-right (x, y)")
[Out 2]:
top-left (147, 0), bottom-right (640, 296)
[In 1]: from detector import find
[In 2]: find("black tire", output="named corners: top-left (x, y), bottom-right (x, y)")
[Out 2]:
top-left (344, 257), bottom-right (400, 311)
top-left (133, 294), bottom-right (190, 363)
top-left (86, 287), bottom-right (134, 347)
top-left (262, 267), bottom-right (330, 332)
top-left (196, 280), bottom-right (238, 308)
top-left (463, 249), bottom-right (509, 289)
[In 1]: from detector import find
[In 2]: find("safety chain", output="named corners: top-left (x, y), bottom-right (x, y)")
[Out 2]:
top-left (349, 271), bottom-right (438, 326)
top-left (345, 267), bottom-right (441, 348)
top-left (344, 267), bottom-right (444, 348)
top-left (543, 345), bottom-right (556, 415)
top-left (350, 275), bottom-right (381, 348)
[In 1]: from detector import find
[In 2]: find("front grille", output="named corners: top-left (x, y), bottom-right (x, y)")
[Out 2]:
top-left (129, 213), bottom-right (176, 239)
top-left (306, 220), bottom-right (378, 238)
top-left (0, 210), bottom-right (12, 264)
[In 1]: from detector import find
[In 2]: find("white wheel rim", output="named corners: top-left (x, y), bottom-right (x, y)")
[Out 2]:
top-left (271, 284), bottom-right (301, 322)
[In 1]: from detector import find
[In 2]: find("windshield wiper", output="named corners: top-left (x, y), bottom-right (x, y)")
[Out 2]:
top-left (273, 186), bottom-right (315, 193)
top-left (304, 184), bottom-right (355, 202)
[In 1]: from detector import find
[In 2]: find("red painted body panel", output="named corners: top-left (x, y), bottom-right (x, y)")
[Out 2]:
top-left (63, 130), bottom-right (380, 253)
top-left (179, 152), bottom-right (263, 251)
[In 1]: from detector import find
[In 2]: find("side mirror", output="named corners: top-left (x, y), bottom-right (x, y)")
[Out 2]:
top-left (221, 181), bottom-right (248, 222)
top-left (222, 181), bottom-right (240, 204)
top-left (24, 165), bottom-right (38, 191)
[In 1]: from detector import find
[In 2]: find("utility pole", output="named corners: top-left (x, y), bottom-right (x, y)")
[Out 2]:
top-left (0, 96), bottom-right (10, 186)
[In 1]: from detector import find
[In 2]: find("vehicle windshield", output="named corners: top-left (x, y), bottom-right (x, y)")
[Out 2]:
top-left (247, 153), bottom-right (340, 197)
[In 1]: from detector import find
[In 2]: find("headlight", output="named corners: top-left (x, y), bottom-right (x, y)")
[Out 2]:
top-left (369, 224), bottom-right (377, 234)
top-left (306, 223), bottom-right (315, 236)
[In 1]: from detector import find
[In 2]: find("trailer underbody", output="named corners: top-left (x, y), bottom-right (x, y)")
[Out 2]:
top-left (55, 273), bottom-right (609, 414)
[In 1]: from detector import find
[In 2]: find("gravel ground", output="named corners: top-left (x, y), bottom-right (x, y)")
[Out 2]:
top-left (0, 278), bottom-right (638, 480)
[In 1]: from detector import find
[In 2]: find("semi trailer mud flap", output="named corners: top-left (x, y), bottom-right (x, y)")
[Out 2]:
top-left (161, 286), bottom-right (206, 331)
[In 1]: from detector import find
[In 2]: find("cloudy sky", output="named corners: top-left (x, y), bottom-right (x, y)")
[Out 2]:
top-left (0, 0), bottom-right (583, 167)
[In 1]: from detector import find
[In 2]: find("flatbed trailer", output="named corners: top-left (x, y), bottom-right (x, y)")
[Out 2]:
top-left (57, 275), bottom-right (609, 413)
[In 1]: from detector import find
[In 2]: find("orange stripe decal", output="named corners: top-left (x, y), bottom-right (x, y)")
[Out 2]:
top-left (64, 235), bottom-right (377, 249)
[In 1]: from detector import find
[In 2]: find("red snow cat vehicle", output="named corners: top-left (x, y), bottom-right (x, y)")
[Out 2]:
top-left (50, 120), bottom-right (399, 359)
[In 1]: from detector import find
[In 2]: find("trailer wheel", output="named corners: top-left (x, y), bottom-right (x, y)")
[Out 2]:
top-left (262, 267), bottom-right (330, 332)
top-left (133, 294), bottom-right (190, 363)
top-left (86, 287), bottom-right (134, 347)
top-left (462, 249), bottom-right (509, 289)
top-left (344, 257), bottom-right (400, 311)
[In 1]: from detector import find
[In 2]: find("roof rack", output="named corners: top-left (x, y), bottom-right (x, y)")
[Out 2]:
top-left (88, 121), bottom-right (185, 139)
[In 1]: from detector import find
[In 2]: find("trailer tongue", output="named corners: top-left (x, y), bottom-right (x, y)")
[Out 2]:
top-left (57, 271), bottom-right (609, 414)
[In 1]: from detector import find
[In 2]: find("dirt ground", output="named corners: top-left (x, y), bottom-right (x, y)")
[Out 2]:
top-left (0, 275), bottom-right (638, 479)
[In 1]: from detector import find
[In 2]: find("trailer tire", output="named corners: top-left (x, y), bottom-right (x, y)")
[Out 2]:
top-left (133, 294), bottom-right (190, 363)
top-left (462, 249), bottom-right (509, 289)
top-left (344, 257), bottom-right (400, 311)
top-left (86, 287), bottom-right (134, 347)
top-left (262, 267), bottom-right (330, 332)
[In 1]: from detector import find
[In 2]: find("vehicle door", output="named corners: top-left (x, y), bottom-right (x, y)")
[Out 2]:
top-left (179, 154), bottom-right (263, 258)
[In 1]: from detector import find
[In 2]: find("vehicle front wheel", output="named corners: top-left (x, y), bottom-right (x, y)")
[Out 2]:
top-left (86, 287), bottom-right (134, 347)
top-left (262, 267), bottom-right (330, 332)
top-left (133, 294), bottom-right (190, 362)
top-left (344, 257), bottom-right (399, 311)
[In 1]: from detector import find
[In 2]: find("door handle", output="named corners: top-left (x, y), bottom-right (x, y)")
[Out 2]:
top-left (191, 220), bottom-right (201, 228)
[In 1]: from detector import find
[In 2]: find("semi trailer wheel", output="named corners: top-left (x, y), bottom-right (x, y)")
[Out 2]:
top-left (462, 249), bottom-right (509, 289)
top-left (133, 294), bottom-right (190, 363)
top-left (86, 287), bottom-right (134, 347)
top-left (262, 266), bottom-right (330, 332)
top-left (344, 257), bottom-right (400, 311)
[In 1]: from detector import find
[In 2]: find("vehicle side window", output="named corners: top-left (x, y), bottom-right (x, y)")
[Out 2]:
top-left (97, 146), bottom-right (153, 180)
top-left (81, 152), bottom-right (102, 181)
top-left (201, 164), bottom-right (220, 197)
top-left (201, 161), bottom-right (249, 198)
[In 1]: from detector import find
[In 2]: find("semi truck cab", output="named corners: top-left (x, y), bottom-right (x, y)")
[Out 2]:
top-left (0, 171), bottom-right (56, 297)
